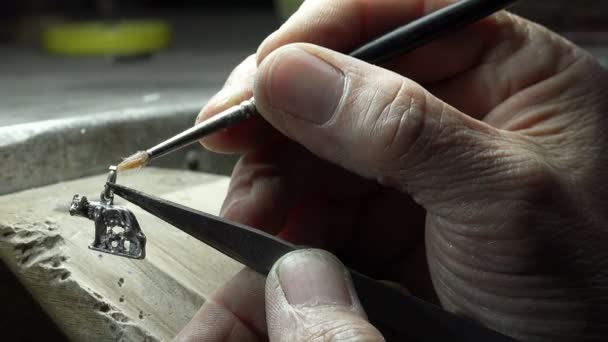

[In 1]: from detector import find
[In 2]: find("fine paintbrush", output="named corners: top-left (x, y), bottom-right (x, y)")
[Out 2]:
top-left (117, 0), bottom-right (519, 171)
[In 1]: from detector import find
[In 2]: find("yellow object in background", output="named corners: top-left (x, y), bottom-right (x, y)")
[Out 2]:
top-left (275, 0), bottom-right (305, 21)
top-left (42, 20), bottom-right (171, 57)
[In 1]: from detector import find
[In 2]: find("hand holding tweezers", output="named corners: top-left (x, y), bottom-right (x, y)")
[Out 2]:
top-left (108, 182), bottom-right (517, 342)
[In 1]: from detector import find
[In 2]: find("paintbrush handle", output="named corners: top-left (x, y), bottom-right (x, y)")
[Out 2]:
top-left (146, 99), bottom-right (257, 160)
top-left (351, 0), bottom-right (518, 65)
top-left (143, 0), bottom-right (519, 162)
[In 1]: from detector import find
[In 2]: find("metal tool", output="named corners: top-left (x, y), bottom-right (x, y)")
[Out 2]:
top-left (107, 182), bottom-right (516, 342)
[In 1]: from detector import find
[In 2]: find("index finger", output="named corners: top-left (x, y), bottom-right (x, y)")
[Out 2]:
top-left (257, 0), bottom-right (500, 83)
top-left (196, 55), bottom-right (279, 153)
top-left (199, 0), bottom-right (502, 153)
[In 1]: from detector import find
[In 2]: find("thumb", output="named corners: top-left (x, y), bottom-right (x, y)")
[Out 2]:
top-left (265, 249), bottom-right (384, 342)
top-left (253, 44), bottom-right (522, 206)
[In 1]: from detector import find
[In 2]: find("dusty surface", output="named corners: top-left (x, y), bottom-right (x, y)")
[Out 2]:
top-left (0, 168), bottom-right (243, 341)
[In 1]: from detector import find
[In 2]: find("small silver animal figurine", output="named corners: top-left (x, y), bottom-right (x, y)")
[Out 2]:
top-left (69, 166), bottom-right (146, 259)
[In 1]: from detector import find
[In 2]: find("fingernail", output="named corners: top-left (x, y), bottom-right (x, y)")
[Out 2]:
top-left (278, 250), bottom-right (351, 306)
top-left (266, 48), bottom-right (344, 125)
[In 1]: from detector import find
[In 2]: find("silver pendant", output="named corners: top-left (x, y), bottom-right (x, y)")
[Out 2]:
top-left (69, 166), bottom-right (147, 259)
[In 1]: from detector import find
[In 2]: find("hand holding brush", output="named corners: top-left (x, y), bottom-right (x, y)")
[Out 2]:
top-left (117, 0), bottom-right (518, 171)
top-left (116, 0), bottom-right (608, 340)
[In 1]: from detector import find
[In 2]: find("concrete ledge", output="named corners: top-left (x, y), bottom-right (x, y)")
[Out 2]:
top-left (0, 168), bottom-right (241, 341)
top-left (0, 105), bottom-right (238, 195)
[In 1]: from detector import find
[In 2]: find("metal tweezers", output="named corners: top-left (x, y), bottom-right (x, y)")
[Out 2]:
top-left (108, 182), bottom-right (517, 342)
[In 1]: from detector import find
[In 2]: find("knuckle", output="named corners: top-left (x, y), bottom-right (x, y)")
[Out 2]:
top-left (478, 142), bottom-right (560, 200)
top-left (361, 79), bottom-right (431, 168)
top-left (511, 151), bottom-right (560, 193)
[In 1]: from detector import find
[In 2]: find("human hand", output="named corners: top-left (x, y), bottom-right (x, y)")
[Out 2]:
top-left (175, 249), bottom-right (384, 341)
top-left (181, 0), bottom-right (608, 340)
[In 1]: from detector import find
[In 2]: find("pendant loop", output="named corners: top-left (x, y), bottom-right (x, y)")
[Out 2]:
top-left (100, 165), bottom-right (117, 205)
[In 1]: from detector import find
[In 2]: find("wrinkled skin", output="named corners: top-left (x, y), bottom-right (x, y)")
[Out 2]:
top-left (176, 0), bottom-right (608, 341)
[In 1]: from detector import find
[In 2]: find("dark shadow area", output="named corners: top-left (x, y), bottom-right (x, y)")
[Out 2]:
top-left (0, 261), bottom-right (68, 341)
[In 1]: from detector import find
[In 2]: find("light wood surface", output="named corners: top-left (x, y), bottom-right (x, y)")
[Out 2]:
top-left (0, 168), bottom-right (243, 341)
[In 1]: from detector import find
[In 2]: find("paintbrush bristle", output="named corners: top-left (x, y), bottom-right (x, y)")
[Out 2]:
top-left (117, 151), bottom-right (150, 171)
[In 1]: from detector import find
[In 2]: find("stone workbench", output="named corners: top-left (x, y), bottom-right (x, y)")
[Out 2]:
top-left (0, 168), bottom-right (242, 341)
top-left (0, 11), bottom-right (278, 340)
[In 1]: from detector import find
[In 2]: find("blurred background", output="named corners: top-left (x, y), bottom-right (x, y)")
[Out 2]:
top-left (2, 0), bottom-right (608, 44)
top-left (0, 1), bottom-right (607, 341)
top-left (0, 0), bottom-right (606, 127)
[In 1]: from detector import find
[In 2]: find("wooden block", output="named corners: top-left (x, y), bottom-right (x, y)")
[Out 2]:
top-left (0, 168), bottom-right (243, 341)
